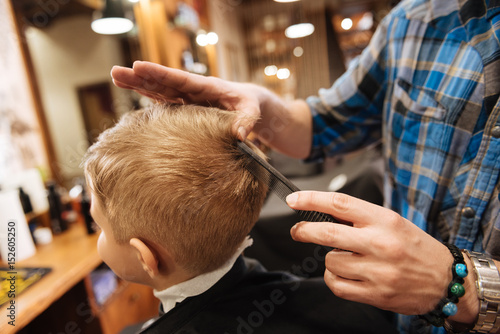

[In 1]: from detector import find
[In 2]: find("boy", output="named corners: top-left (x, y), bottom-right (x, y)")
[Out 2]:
top-left (83, 103), bottom-right (397, 333)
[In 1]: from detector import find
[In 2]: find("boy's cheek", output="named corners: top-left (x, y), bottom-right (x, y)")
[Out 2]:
top-left (96, 232), bottom-right (120, 272)
top-left (96, 234), bottom-right (146, 283)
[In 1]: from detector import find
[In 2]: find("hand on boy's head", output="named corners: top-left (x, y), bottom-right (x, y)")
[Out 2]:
top-left (110, 61), bottom-right (262, 140)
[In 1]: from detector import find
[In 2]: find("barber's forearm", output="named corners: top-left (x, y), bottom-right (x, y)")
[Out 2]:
top-left (251, 86), bottom-right (312, 159)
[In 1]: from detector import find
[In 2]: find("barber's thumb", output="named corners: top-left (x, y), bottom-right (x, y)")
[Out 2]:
top-left (286, 193), bottom-right (299, 206)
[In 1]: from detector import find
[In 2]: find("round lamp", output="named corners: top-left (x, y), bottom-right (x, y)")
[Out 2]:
top-left (91, 0), bottom-right (133, 35)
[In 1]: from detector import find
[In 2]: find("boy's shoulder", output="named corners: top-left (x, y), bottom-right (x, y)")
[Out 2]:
top-left (140, 256), bottom-right (397, 334)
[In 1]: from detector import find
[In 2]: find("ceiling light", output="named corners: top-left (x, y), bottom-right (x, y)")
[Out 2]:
top-left (285, 23), bottom-right (314, 39)
top-left (276, 68), bottom-right (290, 79)
top-left (293, 46), bottom-right (304, 57)
top-left (196, 31), bottom-right (218, 46)
top-left (91, 18), bottom-right (133, 35)
top-left (264, 65), bottom-right (278, 76)
top-left (196, 32), bottom-right (208, 46)
top-left (341, 18), bottom-right (353, 30)
top-left (206, 32), bottom-right (218, 45)
top-left (91, 0), bottom-right (134, 35)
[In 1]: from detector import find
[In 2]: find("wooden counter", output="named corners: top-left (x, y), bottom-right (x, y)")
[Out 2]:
top-left (0, 223), bottom-right (101, 333)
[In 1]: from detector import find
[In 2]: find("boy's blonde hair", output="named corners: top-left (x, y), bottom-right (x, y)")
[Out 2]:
top-left (84, 104), bottom-right (268, 275)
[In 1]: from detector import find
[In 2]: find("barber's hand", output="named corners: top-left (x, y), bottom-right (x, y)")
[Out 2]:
top-left (111, 61), bottom-right (264, 140)
top-left (287, 191), bottom-right (454, 316)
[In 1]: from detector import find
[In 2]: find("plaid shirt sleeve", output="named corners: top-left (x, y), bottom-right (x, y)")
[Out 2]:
top-left (305, 18), bottom-right (388, 162)
top-left (306, 1), bottom-right (500, 332)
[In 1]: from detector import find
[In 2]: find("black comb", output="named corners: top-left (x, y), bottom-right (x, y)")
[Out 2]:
top-left (237, 141), bottom-right (339, 224)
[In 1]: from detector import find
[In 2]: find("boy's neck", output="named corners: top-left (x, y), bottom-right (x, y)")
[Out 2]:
top-left (149, 264), bottom-right (196, 292)
top-left (153, 237), bottom-right (253, 314)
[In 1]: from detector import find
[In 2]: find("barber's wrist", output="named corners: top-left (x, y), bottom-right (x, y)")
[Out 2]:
top-left (420, 243), bottom-right (470, 327)
top-left (446, 252), bottom-right (479, 327)
top-left (446, 252), bottom-right (500, 334)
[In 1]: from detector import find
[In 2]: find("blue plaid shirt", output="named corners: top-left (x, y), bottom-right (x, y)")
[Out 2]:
top-left (306, 0), bottom-right (500, 332)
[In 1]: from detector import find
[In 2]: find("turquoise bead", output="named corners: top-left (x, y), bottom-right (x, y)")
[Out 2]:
top-left (442, 302), bottom-right (458, 316)
top-left (450, 282), bottom-right (465, 298)
top-left (455, 263), bottom-right (468, 278)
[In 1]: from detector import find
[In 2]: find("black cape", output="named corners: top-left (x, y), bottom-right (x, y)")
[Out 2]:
top-left (138, 256), bottom-right (398, 334)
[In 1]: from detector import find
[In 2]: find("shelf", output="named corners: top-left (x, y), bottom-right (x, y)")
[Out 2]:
top-left (0, 223), bottom-right (101, 333)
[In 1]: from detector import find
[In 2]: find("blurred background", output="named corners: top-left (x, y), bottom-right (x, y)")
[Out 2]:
top-left (1, 0), bottom-right (397, 333)
top-left (2, 0), bottom-right (398, 187)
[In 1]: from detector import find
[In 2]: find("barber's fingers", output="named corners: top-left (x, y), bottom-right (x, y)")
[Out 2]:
top-left (112, 79), bottom-right (134, 90)
top-left (323, 270), bottom-right (380, 307)
top-left (112, 65), bottom-right (188, 100)
top-left (132, 61), bottom-right (191, 88)
top-left (323, 250), bottom-right (366, 281)
top-left (324, 250), bottom-right (400, 283)
top-left (112, 62), bottom-right (211, 102)
top-left (287, 191), bottom-right (399, 228)
top-left (111, 66), bottom-right (144, 88)
top-left (290, 222), bottom-right (371, 254)
top-left (132, 61), bottom-right (219, 97)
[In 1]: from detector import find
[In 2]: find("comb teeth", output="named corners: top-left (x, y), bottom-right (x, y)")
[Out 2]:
top-left (237, 141), bottom-right (339, 224)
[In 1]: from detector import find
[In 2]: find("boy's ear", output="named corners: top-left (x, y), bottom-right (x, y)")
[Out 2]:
top-left (129, 238), bottom-right (160, 279)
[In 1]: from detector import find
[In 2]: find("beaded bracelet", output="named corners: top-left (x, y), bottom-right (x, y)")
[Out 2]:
top-left (420, 243), bottom-right (468, 327)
